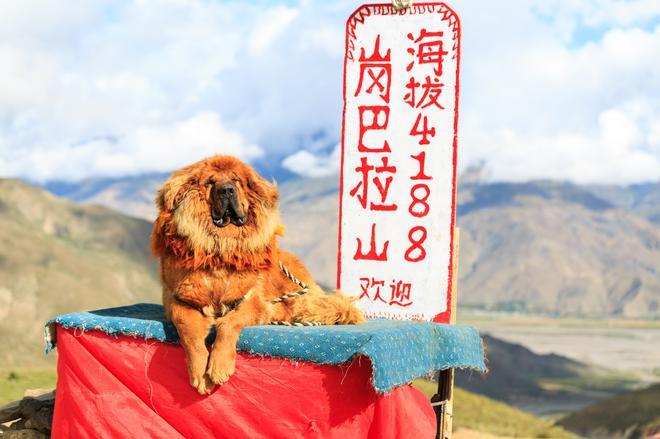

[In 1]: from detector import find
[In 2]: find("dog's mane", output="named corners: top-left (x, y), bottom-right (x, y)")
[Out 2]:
top-left (152, 155), bottom-right (282, 271)
top-left (151, 210), bottom-right (277, 271)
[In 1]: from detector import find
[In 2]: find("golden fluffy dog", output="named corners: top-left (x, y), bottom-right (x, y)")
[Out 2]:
top-left (151, 155), bottom-right (364, 394)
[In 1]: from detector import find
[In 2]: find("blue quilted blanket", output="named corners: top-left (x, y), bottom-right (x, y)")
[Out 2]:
top-left (45, 303), bottom-right (485, 393)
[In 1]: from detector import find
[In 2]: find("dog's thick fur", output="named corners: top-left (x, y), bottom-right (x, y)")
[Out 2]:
top-left (151, 155), bottom-right (364, 394)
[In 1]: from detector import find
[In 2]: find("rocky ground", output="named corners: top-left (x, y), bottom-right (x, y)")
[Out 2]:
top-left (0, 389), bottom-right (54, 438)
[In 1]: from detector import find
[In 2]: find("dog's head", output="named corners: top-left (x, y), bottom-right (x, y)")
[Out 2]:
top-left (152, 155), bottom-right (280, 260)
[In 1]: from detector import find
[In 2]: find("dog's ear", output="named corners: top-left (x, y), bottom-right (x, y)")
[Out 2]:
top-left (246, 171), bottom-right (279, 208)
top-left (156, 172), bottom-right (191, 212)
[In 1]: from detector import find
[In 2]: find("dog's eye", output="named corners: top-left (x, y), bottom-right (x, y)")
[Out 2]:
top-left (205, 178), bottom-right (215, 186)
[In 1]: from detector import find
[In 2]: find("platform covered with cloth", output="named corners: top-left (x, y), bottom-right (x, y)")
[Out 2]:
top-left (46, 303), bottom-right (485, 438)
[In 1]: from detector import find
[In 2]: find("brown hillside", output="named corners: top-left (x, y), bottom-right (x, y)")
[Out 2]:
top-left (0, 179), bottom-right (160, 367)
top-left (558, 382), bottom-right (660, 438)
top-left (458, 194), bottom-right (660, 317)
top-left (278, 178), bottom-right (660, 318)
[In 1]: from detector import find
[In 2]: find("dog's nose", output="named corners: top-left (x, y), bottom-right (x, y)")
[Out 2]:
top-left (217, 183), bottom-right (235, 197)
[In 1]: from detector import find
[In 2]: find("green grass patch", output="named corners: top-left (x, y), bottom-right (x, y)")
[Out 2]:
top-left (0, 368), bottom-right (57, 406)
top-left (412, 379), bottom-right (581, 438)
top-left (539, 370), bottom-right (638, 397)
top-left (558, 383), bottom-right (660, 438)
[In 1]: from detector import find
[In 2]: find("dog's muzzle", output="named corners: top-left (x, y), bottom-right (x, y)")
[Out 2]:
top-left (211, 183), bottom-right (248, 227)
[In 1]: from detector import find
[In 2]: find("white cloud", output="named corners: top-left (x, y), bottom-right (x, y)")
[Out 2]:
top-left (282, 143), bottom-right (341, 177)
top-left (249, 6), bottom-right (300, 55)
top-left (473, 105), bottom-right (660, 184)
top-left (4, 112), bottom-right (262, 181)
top-left (456, 2), bottom-right (660, 184)
top-left (0, 0), bottom-right (660, 184)
top-left (0, 0), bottom-right (353, 181)
top-left (535, 0), bottom-right (660, 29)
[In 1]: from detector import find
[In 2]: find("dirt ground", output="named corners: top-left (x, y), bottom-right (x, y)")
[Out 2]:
top-left (469, 317), bottom-right (660, 383)
top-left (454, 428), bottom-right (514, 439)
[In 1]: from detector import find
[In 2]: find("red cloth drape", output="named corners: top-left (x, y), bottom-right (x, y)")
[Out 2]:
top-left (52, 327), bottom-right (435, 438)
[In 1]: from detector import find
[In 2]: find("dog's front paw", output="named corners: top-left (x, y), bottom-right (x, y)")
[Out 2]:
top-left (207, 350), bottom-right (236, 385)
top-left (190, 371), bottom-right (215, 395)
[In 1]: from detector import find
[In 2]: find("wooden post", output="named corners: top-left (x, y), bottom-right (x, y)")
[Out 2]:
top-left (432, 228), bottom-right (459, 439)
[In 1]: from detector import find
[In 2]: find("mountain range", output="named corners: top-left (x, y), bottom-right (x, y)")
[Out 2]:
top-left (40, 173), bottom-right (660, 318)
top-left (0, 179), bottom-right (160, 367)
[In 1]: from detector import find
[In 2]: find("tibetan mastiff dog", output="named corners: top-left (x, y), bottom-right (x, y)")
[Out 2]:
top-left (151, 155), bottom-right (363, 394)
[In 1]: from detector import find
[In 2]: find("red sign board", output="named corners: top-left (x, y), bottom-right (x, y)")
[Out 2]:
top-left (337, 3), bottom-right (460, 322)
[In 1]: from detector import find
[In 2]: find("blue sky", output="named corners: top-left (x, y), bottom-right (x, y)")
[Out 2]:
top-left (0, 0), bottom-right (659, 184)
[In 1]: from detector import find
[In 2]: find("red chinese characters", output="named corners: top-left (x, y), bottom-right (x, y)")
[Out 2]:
top-left (404, 76), bottom-right (445, 110)
top-left (345, 17), bottom-right (451, 313)
top-left (355, 35), bottom-right (391, 104)
top-left (358, 106), bottom-right (391, 153)
top-left (410, 113), bottom-right (435, 146)
top-left (341, 3), bottom-right (460, 321)
top-left (406, 29), bottom-right (448, 76)
top-left (359, 277), bottom-right (386, 302)
top-left (359, 277), bottom-right (413, 307)
top-left (388, 280), bottom-right (413, 307)
top-left (349, 156), bottom-right (397, 211)
top-left (401, 26), bottom-right (446, 265)
top-left (354, 223), bottom-right (389, 261)
top-left (351, 35), bottom-right (396, 266)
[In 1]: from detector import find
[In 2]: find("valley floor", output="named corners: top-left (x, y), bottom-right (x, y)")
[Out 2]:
top-left (463, 314), bottom-right (660, 379)
top-left (461, 312), bottom-right (660, 415)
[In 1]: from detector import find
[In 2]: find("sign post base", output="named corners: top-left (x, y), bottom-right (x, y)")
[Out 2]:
top-left (431, 227), bottom-right (459, 438)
